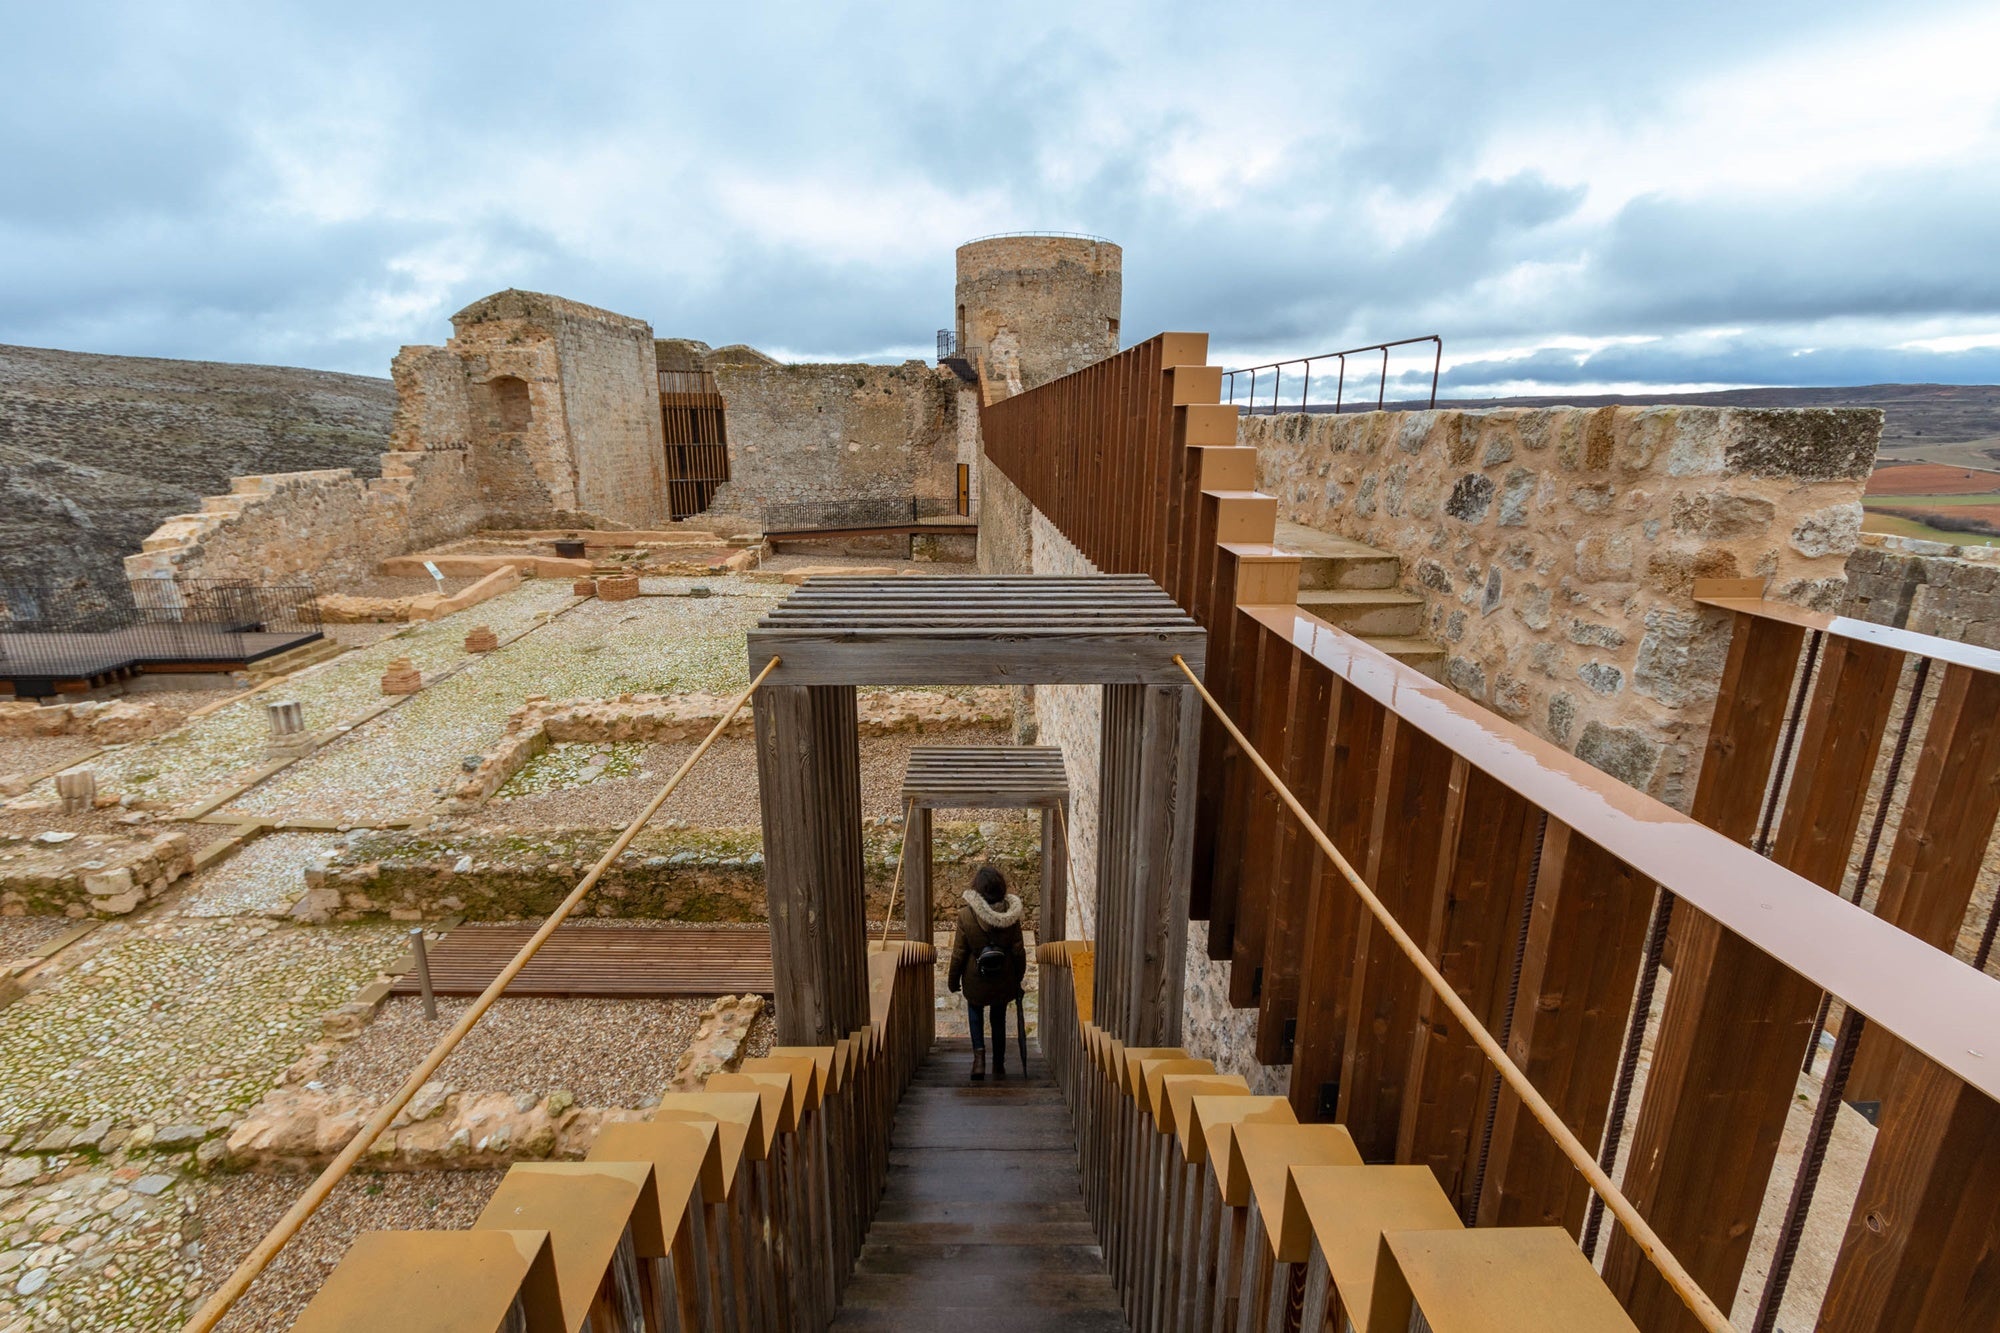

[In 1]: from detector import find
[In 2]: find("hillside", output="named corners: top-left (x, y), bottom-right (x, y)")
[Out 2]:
top-left (1377, 384), bottom-right (2000, 465)
top-left (0, 344), bottom-right (394, 606)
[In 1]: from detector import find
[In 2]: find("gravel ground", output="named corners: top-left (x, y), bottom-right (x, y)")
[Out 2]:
top-left (317, 995), bottom-right (708, 1104)
top-left (0, 806), bottom-right (150, 839)
top-left (33, 582), bottom-right (575, 811)
top-left (480, 727), bottom-right (1017, 830)
top-left (220, 588), bottom-right (784, 825)
top-left (195, 1169), bottom-right (504, 1333)
top-left (0, 916), bottom-right (81, 962)
top-left (0, 737), bottom-right (102, 783)
top-left (171, 833), bottom-right (340, 919)
top-left (320, 623), bottom-right (406, 650)
top-left (0, 919), bottom-right (406, 1136)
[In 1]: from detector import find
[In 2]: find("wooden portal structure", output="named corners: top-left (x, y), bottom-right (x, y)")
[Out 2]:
top-left (749, 575), bottom-right (1204, 1048)
top-left (898, 745), bottom-right (1070, 944)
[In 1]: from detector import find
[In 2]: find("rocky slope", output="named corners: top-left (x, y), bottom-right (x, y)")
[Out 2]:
top-left (0, 344), bottom-right (393, 605)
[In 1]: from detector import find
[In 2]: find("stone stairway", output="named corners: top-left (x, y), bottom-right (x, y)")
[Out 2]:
top-left (830, 1037), bottom-right (1128, 1331)
top-left (1276, 520), bottom-right (1444, 677)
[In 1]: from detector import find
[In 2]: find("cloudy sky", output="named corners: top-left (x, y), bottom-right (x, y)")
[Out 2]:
top-left (3, 0), bottom-right (1997, 397)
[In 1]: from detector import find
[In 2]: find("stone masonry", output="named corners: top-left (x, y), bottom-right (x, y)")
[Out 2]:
top-left (1241, 406), bottom-right (1879, 809)
top-left (707, 359), bottom-right (957, 525)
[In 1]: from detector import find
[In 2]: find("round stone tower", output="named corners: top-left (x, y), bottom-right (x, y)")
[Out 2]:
top-left (954, 234), bottom-right (1123, 396)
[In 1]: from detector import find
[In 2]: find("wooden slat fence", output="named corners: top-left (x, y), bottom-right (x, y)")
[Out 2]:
top-left (983, 331), bottom-right (2000, 1332)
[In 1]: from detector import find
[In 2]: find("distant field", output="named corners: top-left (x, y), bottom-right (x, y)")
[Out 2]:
top-left (1866, 462), bottom-right (2000, 496)
top-left (1861, 511), bottom-right (2000, 547)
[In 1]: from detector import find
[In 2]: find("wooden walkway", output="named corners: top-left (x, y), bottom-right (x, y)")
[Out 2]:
top-left (387, 923), bottom-right (896, 998)
top-left (831, 1038), bottom-right (1128, 1331)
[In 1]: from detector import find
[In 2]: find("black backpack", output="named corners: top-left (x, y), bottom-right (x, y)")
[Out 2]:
top-left (975, 940), bottom-right (1009, 980)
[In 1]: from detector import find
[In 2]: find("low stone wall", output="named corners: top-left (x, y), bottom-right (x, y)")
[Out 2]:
top-left (1844, 534), bottom-right (2000, 644)
top-left (1242, 406), bottom-right (1878, 807)
top-left (0, 698), bottom-right (180, 744)
top-left (317, 563), bottom-right (524, 625)
top-left (446, 686), bottom-right (1014, 809)
top-left (224, 995), bottom-right (767, 1172)
top-left (294, 821), bottom-right (1044, 927)
top-left (0, 831), bottom-right (193, 917)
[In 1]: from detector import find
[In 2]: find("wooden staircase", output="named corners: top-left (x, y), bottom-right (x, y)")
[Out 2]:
top-left (1275, 520), bottom-right (1443, 677)
top-left (830, 1037), bottom-right (1128, 1331)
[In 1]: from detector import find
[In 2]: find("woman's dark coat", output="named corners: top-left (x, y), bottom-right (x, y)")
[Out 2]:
top-left (948, 890), bottom-right (1028, 1008)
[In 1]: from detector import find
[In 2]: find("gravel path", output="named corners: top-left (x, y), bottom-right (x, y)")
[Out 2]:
top-left (0, 919), bottom-right (405, 1137)
top-left (0, 738), bottom-right (105, 783)
top-left (0, 916), bottom-right (80, 963)
top-left (194, 1170), bottom-right (505, 1333)
top-left (479, 727), bottom-right (1017, 830)
top-left (220, 589), bottom-right (784, 825)
top-left (37, 582), bottom-right (575, 811)
top-left (316, 995), bottom-right (707, 1104)
top-left (172, 833), bottom-right (340, 919)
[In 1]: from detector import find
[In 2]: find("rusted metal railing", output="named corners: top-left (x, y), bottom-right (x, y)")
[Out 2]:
top-left (1223, 334), bottom-right (1442, 416)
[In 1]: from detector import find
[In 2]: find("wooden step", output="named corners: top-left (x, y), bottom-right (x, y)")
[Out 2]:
top-left (1275, 521), bottom-right (1400, 590)
top-left (834, 1041), bottom-right (1130, 1331)
top-left (1296, 588), bottom-right (1426, 637)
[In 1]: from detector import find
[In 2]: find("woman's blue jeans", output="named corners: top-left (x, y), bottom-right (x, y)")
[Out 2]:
top-left (966, 1000), bottom-right (1006, 1055)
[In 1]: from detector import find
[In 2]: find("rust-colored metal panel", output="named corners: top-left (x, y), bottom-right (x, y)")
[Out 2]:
top-left (1228, 621), bottom-right (1298, 1009)
top-left (1255, 647), bottom-right (1337, 1065)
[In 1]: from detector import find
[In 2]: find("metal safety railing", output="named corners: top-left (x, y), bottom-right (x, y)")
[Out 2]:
top-left (1223, 335), bottom-right (1443, 415)
top-left (936, 329), bottom-right (957, 360)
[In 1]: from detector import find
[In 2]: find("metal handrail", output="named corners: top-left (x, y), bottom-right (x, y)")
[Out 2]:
top-left (1223, 335), bottom-right (1443, 415)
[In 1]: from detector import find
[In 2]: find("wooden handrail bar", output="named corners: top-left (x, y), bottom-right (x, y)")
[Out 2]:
top-left (187, 656), bottom-right (784, 1333)
top-left (1694, 578), bottom-right (2000, 679)
top-left (1169, 653), bottom-right (1734, 1333)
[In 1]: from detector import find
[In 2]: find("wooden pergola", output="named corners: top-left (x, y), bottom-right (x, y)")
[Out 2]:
top-left (897, 745), bottom-right (1070, 945)
top-left (749, 575), bottom-right (1205, 1047)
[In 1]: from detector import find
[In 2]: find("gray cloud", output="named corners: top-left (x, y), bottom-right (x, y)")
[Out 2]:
top-left (0, 0), bottom-right (1993, 392)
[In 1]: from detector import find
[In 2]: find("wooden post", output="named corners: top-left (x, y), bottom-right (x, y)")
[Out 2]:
top-left (1606, 630), bottom-right (1900, 1329)
top-left (1042, 803), bottom-right (1069, 942)
top-left (755, 683), bottom-right (868, 1045)
top-left (1480, 824), bottom-right (1652, 1231)
top-left (903, 807), bottom-right (932, 947)
top-left (1818, 1055), bottom-right (2000, 1331)
top-left (1335, 716), bottom-right (1457, 1160)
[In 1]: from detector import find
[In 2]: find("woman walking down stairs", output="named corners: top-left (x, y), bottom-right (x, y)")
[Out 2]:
top-left (828, 1038), bottom-right (1130, 1331)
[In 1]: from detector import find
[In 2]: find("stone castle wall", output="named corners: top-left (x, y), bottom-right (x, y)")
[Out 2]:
top-left (955, 237), bottom-right (1122, 394)
top-left (1242, 406), bottom-right (1879, 809)
top-left (128, 290), bottom-right (664, 590)
top-left (446, 290), bottom-right (667, 528)
top-left (705, 360), bottom-right (957, 525)
top-left (1843, 534), bottom-right (2000, 644)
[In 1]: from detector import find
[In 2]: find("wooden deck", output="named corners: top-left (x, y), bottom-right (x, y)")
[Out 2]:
top-left (387, 923), bottom-right (887, 998)
top-left (831, 1038), bottom-right (1128, 1331)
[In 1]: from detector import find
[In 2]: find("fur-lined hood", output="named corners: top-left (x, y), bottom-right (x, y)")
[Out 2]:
top-left (963, 890), bottom-right (1024, 929)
